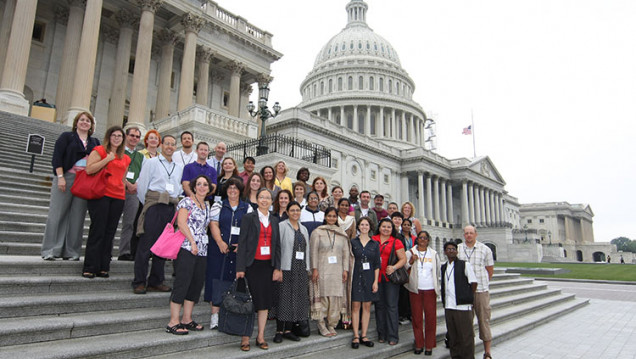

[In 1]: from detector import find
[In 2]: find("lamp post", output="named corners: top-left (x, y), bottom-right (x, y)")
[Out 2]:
top-left (247, 82), bottom-right (281, 155)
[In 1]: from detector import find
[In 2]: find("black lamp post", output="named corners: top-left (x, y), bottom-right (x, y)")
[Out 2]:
top-left (247, 82), bottom-right (280, 155)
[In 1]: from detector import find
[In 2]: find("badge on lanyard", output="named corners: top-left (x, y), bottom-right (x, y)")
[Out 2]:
top-left (214, 196), bottom-right (222, 203)
top-left (126, 171), bottom-right (135, 179)
top-left (260, 246), bottom-right (270, 255)
top-left (231, 226), bottom-right (240, 235)
top-left (362, 262), bottom-right (371, 270)
top-left (328, 256), bottom-right (337, 264)
top-left (296, 251), bottom-right (305, 260)
top-left (165, 183), bottom-right (174, 192)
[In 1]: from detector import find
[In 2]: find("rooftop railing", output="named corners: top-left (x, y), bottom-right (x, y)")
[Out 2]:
top-left (227, 134), bottom-right (332, 168)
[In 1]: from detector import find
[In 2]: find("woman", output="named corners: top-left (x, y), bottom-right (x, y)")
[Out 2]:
top-left (300, 191), bottom-right (324, 237)
top-left (216, 157), bottom-right (241, 201)
top-left (401, 202), bottom-right (422, 236)
top-left (165, 175), bottom-right (215, 335)
top-left (350, 217), bottom-right (380, 349)
top-left (274, 160), bottom-right (293, 193)
top-left (372, 218), bottom-right (407, 345)
top-left (337, 198), bottom-right (356, 239)
top-left (139, 129), bottom-right (161, 158)
top-left (293, 181), bottom-right (307, 209)
top-left (324, 186), bottom-right (354, 214)
top-left (236, 188), bottom-right (282, 351)
top-left (312, 177), bottom-right (329, 210)
top-left (260, 166), bottom-right (281, 198)
top-left (82, 126), bottom-right (130, 278)
top-left (310, 207), bottom-right (352, 337)
top-left (405, 231), bottom-right (441, 355)
top-left (272, 201), bottom-right (310, 343)
top-left (401, 218), bottom-right (416, 251)
top-left (42, 112), bottom-right (100, 261)
top-left (273, 189), bottom-right (292, 221)
top-left (205, 178), bottom-right (251, 330)
top-left (243, 172), bottom-right (264, 210)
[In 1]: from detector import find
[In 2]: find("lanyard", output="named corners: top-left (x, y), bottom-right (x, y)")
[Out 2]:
top-left (262, 225), bottom-right (269, 246)
top-left (464, 246), bottom-right (476, 262)
top-left (180, 151), bottom-right (194, 165)
top-left (445, 262), bottom-right (455, 283)
top-left (418, 250), bottom-right (427, 269)
top-left (327, 230), bottom-right (336, 250)
top-left (193, 196), bottom-right (208, 225)
top-left (159, 159), bottom-right (176, 179)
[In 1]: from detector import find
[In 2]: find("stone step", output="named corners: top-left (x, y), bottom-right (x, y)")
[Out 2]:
top-left (0, 178), bottom-right (52, 192)
top-left (0, 186), bottom-right (52, 199)
top-left (0, 156), bottom-right (52, 172)
top-left (0, 171), bottom-right (53, 185)
top-left (488, 277), bottom-right (534, 289)
top-left (0, 240), bottom-right (122, 256)
top-left (0, 203), bottom-right (50, 216)
top-left (0, 255), bottom-right (135, 275)
top-left (0, 273), bottom-right (142, 296)
top-left (0, 193), bottom-right (50, 207)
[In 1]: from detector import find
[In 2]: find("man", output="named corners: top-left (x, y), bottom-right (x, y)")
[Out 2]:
top-left (458, 225), bottom-right (495, 359)
top-left (296, 167), bottom-right (312, 194)
top-left (239, 156), bottom-right (255, 185)
top-left (181, 142), bottom-right (217, 201)
top-left (442, 241), bottom-right (478, 359)
top-left (172, 131), bottom-right (196, 167)
top-left (206, 141), bottom-right (226, 175)
top-left (132, 135), bottom-right (183, 294)
top-left (348, 185), bottom-right (360, 208)
top-left (373, 194), bottom-right (389, 219)
top-left (118, 127), bottom-right (143, 261)
top-left (387, 202), bottom-right (399, 218)
top-left (354, 190), bottom-right (378, 230)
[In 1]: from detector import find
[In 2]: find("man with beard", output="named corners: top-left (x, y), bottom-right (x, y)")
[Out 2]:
top-left (173, 131), bottom-right (196, 167)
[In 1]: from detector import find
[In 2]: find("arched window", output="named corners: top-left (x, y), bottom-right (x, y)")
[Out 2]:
top-left (369, 76), bottom-right (374, 90)
top-left (358, 76), bottom-right (363, 90)
top-left (358, 112), bottom-right (364, 134)
top-left (328, 79), bottom-right (333, 93)
top-left (313, 84), bottom-right (317, 97)
top-left (338, 77), bottom-right (343, 91)
top-left (379, 78), bottom-right (384, 91)
top-left (388, 79), bottom-right (392, 94)
top-left (348, 76), bottom-right (353, 90)
top-left (370, 113), bottom-right (376, 135)
top-left (396, 81), bottom-right (400, 95)
top-left (347, 113), bottom-right (353, 129)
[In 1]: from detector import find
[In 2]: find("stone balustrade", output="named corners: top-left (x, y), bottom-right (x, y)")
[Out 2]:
top-left (154, 104), bottom-right (258, 139)
top-left (202, 0), bottom-right (273, 46)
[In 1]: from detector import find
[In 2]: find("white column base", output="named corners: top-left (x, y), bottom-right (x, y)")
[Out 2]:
top-left (0, 89), bottom-right (30, 116)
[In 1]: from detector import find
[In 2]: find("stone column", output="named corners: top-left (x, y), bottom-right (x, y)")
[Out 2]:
top-left (391, 109), bottom-right (396, 139)
top-left (65, 0), bottom-right (103, 123)
top-left (484, 189), bottom-right (491, 226)
top-left (365, 105), bottom-right (371, 136)
top-left (494, 193), bottom-right (500, 226)
top-left (126, 0), bottom-right (163, 130)
top-left (425, 174), bottom-right (433, 220)
top-left (447, 182), bottom-right (454, 224)
top-left (379, 107), bottom-right (385, 137)
top-left (0, 0), bottom-right (17, 82)
top-left (417, 172), bottom-right (425, 223)
top-left (54, 0), bottom-right (85, 123)
top-left (489, 190), bottom-right (496, 226)
top-left (433, 176), bottom-right (440, 221)
top-left (401, 111), bottom-right (406, 141)
top-left (178, 13), bottom-right (204, 111)
top-left (499, 195), bottom-right (505, 226)
top-left (353, 105), bottom-right (358, 131)
top-left (196, 46), bottom-right (213, 106)
top-left (107, 10), bottom-right (138, 129)
top-left (328, 107), bottom-right (332, 122)
top-left (440, 179), bottom-right (447, 222)
top-left (468, 182), bottom-right (475, 225)
top-left (225, 60), bottom-right (244, 116)
top-left (414, 117), bottom-right (420, 146)
top-left (154, 29), bottom-right (177, 120)
top-left (340, 106), bottom-right (345, 126)
top-left (401, 174), bottom-right (409, 205)
top-left (410, 114), bottom-right (417, 144)
top-left (461, 181), bottom-right (469, 226)
top-left (0, 0), bottom-right (38, 115)
top-left (478, 186), bottom-right (485, 226)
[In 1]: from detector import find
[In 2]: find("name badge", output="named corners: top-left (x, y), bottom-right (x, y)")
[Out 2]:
top-left (260, 246), bottom-right (270, 256)
top-left (362, 262), bottom-right (371, 270)
top-left (328, 256), bottom-right (337, 264)
top-left (214, 196), bottom-right (222, 203)
top-left (126, 171), bottom-right (135, 179)
top-left (296, 251), bottom-right (305, 260)
top-left (231, 226), bottom-right (240, 235)
top-left (165, 183), bottom-right (174, 192)
top-left (202, 236), bottom-right (208, 244)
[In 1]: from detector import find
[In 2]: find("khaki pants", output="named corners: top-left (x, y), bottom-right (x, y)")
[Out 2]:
top-left (473, 291), bottom-right (492, 341)
top-left (317, 296), bottom-right (342, 334)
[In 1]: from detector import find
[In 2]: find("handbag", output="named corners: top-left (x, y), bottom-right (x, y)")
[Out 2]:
top-left (211, 254), bottom-right (234, 305)
top-left (221, 277), bottom-right (254, 315)
top-left (150, 210), bottom-right (185, 260)
top-left (387, 238), bottom-right (409, 285)
top-left (70, 169), bottom-right (110, 200)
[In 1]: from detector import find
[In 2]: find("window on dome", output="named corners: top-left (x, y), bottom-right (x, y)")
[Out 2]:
top-left (348, 76), bottom-right (353, 90)
top-left (396, 81), bottom-right (400, 95)
top-left (328, 48), bottom-right (331, 54)
top-left (342, 43), bottom-right (345, 50)
top-left (374, 43), bottom-right (377, 50)
top-left (370, 113), bottom-right (376, 135)
top-left (320, 81), bottom-right (324, 95)
top-left (336, 113), bottom-right (341, 125)
top-left (335, 45), bottom-right (338, 52)
top-left (347, 113), bottom-right (353, 129)
top-left (358, 113), bottom-right (364, 134)
top-left (388, 79), bottom-right (392, 94)
top-left (350, 41), bottom-right (354, 50)
top-left (313, 84), bottom-right (317, 98)
top-left (358, 41), bottom-right (362, 49)
top-left (398, 118), bottom-right (402, 139)
top-left (338, 77), bottom-right (343, 91)
top-left (366, 42), bottom-right (370, 49)
top-left (358, 76), bottom-right (363, 90)
top-left (381, 44), bottom-right (384, 53)
top-left (329, 79), bottom-right (333, 93)
top-left (369, 76), bottom-right (374, 90)
top-left (379, 78), bottom-right (384, 91)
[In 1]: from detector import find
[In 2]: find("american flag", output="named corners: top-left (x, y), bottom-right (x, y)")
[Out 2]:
top-left (462, 125), bottom-right (472, 135)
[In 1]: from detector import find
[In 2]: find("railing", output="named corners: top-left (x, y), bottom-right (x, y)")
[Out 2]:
top-left (203, 1), bottom-right (272, 46)
top-left (227, 134), bottom-right (332, 168)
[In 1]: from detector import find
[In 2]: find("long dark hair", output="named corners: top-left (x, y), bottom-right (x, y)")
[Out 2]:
top-left (322, 207), bottom-right (339, 225)
top-left (375, 217), bottom-right (397, 237)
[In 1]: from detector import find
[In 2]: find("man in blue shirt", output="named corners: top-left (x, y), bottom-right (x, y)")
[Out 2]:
top-left (181, 141), bottom-right (217, 202)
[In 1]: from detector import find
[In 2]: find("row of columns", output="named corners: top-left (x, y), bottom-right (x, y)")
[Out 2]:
top-left (415, 172), bottom-right (454, 224)
top-left (0, 0), bottom-right (251, 130)
top-left (324, 105), bottom-right (426, 145)
top-left (460, 180), bottom-right (505, 227)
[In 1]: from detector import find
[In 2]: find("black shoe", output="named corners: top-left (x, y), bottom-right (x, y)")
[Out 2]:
top-left (118, 254), bottom-right (133, 261)
top-left (414, 348), bottom-right (423, 355)
top-left (273, 332), bottom-right (283, 343)
top-left (424, 350), bottom-right (432, 356)
top-left (283, 331), bottom-right (300, 342)
top-left (351, 337), bottom-right (360, 349)
top-left (81, 272), bottom-right (95, 279)
top-left (445, 338), bottom-right (450, 348)
top-left (96, 271), bottom-right (109, 278)
top-left (361, 337), bottom-right (374, 347)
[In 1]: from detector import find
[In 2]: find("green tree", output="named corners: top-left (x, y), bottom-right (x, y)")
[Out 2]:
top-left (611, 237), bottom-right (635, 253)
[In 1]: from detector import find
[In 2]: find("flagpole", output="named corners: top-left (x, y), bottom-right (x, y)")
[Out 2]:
top-left (471, 109), bottom-right (476, 157)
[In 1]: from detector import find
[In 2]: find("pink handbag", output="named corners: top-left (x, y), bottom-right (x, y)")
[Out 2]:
top-left (150, 211), bottom-right (186, 260)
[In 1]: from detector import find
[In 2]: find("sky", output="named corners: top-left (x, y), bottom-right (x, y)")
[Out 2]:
top-left (225, 0), bottom-right (636, 243)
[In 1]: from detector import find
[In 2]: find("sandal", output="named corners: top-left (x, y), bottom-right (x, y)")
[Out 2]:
top-left (483, 353), bottom-right (492, 359)
top-left (240, 342), bottom-right (250, 351)
top-left (181, 320), bottom-right (204, 331)
top-left (361, 336), bottom-right (374, 347)
top-left (389, 341), bottom-right (398, 346)
top-left (82, 272), bottom-right (95, 279)
top-left (96, 271), bottom-right (109, 278)
top-left (165, 324), bottom-right (188, 335)
top-left (256, 339), bottom-right (269, 350)
top-left (351, 336), bottom-right (360, 349)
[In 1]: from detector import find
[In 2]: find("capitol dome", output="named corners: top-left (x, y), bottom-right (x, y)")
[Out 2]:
top-left (298, 0), bottom-right (429, 149)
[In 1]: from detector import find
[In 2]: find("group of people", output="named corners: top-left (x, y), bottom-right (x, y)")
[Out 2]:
top-left (41, 124), bottom-right (495, 358)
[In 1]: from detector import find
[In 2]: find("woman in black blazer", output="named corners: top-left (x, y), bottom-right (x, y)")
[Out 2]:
top-left (236, 188), bottom-right (282, 351)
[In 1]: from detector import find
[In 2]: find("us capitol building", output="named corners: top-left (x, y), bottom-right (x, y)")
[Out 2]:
top-left (0, 0), bottom-right (618, 263)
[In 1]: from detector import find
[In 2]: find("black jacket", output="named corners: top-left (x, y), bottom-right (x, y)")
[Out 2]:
top-left (441, 259), bottom-right (474, 307)
top-left (236, 211), bottom-right (281, 272)
top-left (51, 131), bottom-right (100, 175)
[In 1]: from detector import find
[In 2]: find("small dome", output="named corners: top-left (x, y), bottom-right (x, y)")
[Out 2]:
top-left (313, 0), bottom-right (401, 67)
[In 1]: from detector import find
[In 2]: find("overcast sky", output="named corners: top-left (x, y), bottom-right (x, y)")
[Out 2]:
top-left (226, 0), bottom-right (636, 243)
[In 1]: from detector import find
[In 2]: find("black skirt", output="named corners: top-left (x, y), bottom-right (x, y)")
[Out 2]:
top-left (245, 259), bottom-right (274, 311)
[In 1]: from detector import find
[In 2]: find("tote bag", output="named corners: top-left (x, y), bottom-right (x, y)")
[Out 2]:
top-left (150, 211), bottom-right (185, 260)
top-left (70, 169), bottom-right (110, 200)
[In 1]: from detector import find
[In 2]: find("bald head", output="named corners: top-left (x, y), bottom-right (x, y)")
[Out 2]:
top-left (214, 142), bottom-right (226, 160)
top-left (463, 225), bottom-right (477, 247)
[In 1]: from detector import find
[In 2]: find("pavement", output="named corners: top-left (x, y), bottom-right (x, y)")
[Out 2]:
top-left (475, 280), bottom-right (636, 359)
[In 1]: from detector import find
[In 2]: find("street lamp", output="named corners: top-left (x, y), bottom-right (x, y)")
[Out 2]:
top-left (247, 82), bottom-right (281, 155)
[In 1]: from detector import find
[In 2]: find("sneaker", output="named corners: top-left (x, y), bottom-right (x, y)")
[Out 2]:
top-left (399, 318), bottom-right (411, 325)
top-left (210, 313), bottom-right (219, 330)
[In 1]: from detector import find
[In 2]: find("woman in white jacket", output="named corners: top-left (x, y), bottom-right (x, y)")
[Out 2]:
top-left (405, 230), bottom-right (441, 356)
